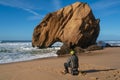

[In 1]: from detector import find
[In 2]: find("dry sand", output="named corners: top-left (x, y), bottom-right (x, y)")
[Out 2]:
top-left (0, 47), bottom-right (120, 80)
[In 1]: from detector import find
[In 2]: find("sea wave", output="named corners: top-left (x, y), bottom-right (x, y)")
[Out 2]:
top-left (105, 40), bottom-right (120, 46)
top-left (0, 42), bottom-right (31, 53)
top-left (0, 41), bottom-right (61, 64)
top-left (0, 52), bottom-right (57, 64)
top-left (1, 40), bottom-right (120, 64)
top-left (0, 46), bottom-right (59, 64)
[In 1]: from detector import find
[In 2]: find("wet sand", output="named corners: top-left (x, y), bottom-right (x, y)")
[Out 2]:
top-left (0, 47), bottom-right (120, 80)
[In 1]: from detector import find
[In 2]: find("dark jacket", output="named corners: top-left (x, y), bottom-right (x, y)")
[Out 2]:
top-left (67, 54), bottom-right (79, 68)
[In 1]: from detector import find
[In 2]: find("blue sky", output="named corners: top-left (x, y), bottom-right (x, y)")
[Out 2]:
top-left (0, 0), bottom-right (120, 40)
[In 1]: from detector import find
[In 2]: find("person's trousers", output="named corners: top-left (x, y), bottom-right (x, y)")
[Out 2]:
top-left (64, 63), bottom-right (70, 73)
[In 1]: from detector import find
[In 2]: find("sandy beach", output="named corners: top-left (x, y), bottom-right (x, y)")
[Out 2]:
top-left (0, 47), bottom-right (120, 80)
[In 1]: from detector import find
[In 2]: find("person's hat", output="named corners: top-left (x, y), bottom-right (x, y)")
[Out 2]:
top-left (70, 50), bottom-right (75, 55)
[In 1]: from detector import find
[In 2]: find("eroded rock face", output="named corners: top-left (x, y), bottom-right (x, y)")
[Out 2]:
top-left (32, 2), bottom-right (100, 49)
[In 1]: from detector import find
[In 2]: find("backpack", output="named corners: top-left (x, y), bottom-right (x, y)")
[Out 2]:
top-left (71, 68), bottom-right (79, 75)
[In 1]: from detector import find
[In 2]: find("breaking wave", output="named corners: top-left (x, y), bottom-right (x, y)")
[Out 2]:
top-left (0, 41), bottom-right (62, 64)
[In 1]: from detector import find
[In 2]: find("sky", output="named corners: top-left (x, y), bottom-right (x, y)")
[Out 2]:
top-left (0, 0), bottom-right (120, 40)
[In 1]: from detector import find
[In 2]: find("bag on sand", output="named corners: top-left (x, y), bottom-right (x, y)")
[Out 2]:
top-left (71, 68), bottom-right (79, 75)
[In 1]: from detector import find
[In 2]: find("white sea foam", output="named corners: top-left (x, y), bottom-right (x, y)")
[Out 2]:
top-left (0, 52), bottom-right (57, 64)
top-left (0, 41), bottom-right (61, 64)
top-left (105, 40), bottom-right (120, 46)
top-left (0, 40), bottom-right (120, 64)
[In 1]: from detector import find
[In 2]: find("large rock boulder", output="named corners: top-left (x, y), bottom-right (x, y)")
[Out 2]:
top-left (32, 2), bottom-right (100, 49)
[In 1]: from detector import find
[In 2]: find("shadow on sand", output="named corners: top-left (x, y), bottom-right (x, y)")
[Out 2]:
top-left (80, 68), bottom-right (116, 74)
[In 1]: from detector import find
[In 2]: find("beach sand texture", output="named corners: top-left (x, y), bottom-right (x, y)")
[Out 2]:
top-left (0, 47), bottom-right (120, 80)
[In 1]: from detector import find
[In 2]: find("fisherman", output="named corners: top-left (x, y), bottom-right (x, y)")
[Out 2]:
top-left (64, 50), bottom-right (79, 75)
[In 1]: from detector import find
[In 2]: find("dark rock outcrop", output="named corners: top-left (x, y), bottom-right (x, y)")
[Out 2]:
top-left (56, 43), bottom-right (70, 55)
top-left (32, 2), bottom-right (100, 52)
top-left (86, 45), bottom-right (103, 51)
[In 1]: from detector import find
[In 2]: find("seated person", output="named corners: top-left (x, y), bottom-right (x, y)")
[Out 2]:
top-left (64, 50), bottom-right (79, 75)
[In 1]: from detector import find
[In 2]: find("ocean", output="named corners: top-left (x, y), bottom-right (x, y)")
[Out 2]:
top-left (0, 40), bottom-right (62, 64)
top-left (0, 40), bottom-right (120, 64)
top-left (104, 40), bottom-right (120, 47)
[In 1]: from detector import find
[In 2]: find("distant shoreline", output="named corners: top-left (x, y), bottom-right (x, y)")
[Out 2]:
top-left (0, 40), bottom-right (31, 43)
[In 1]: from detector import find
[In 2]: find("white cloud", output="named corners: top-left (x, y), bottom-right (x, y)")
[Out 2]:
top-left (0, 0), bottom-right (39, 16)
top-left (0, 0), bottom-right (18, 7)
top-left (27, 15), bottom-right (45, 21)
top-left (24, 8), bottom-right (39, 16)
top-left (91, 0), bottom-right (120, 17)
top-left (53, 0), bottom-right (62, 10)
top-left (91, 0), bottom-right (120, 10)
